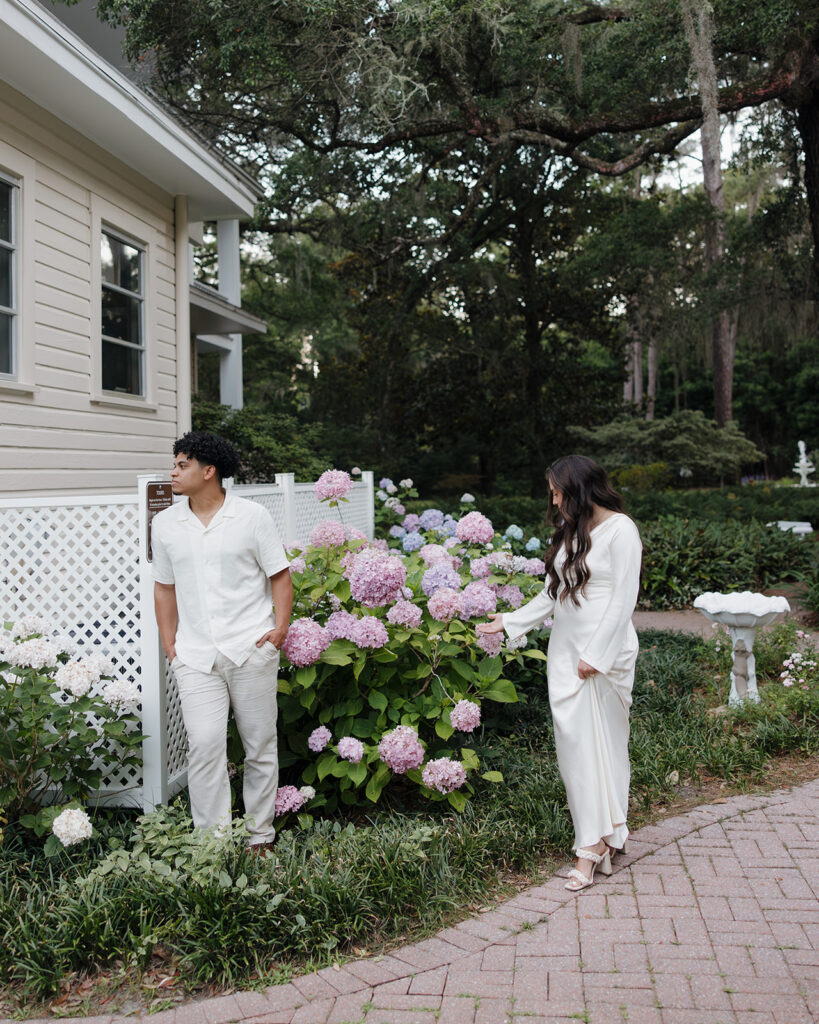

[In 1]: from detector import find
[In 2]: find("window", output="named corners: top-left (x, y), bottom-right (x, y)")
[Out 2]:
top-left (0, 174), bottom-right (18, 377)
top-left (100, 230), bottom-right (145, 395)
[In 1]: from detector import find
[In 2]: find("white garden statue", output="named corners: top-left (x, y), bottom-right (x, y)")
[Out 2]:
top-left (694, 591), bottom-right (790, 705)
top-left (794, 440), bottom-right (815, 487)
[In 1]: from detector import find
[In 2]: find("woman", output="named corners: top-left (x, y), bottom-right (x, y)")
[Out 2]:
top-left (477, 455), bottom-right (642, 891)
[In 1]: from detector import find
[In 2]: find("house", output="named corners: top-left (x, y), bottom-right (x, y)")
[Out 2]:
top-left (0, 0), bottom-right (266, 496)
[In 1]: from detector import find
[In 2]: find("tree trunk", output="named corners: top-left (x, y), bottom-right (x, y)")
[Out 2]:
top-left (797, 88), bottom-right (819, 288)
top-left (632, 337), bottom-right (644, 408)
top-left (682, 0), bottom-right (736, 427)
top-left (646, 335), bottom-right (658, 420)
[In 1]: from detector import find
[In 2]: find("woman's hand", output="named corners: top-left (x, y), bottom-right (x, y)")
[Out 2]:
top-left (578, 658), bottom-right (598, 679)
top-left (476, 613), bottom-right (505, 635)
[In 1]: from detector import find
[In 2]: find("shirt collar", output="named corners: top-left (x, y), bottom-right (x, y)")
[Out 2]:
top-left (178, 493), bottom-right (237, 521)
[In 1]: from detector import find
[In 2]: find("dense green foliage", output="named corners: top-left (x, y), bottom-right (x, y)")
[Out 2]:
top-left (2, 624), bottom-right (816, 1009)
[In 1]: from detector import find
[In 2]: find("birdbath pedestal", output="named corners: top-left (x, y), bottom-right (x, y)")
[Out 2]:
top-left (693, 591), bottom-right (791, 706)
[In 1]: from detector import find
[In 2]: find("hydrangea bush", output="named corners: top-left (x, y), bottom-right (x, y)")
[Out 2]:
top-left (278, 484), bottom-right (549, 812)
top-left (0, 619), bottom-right (142, 843)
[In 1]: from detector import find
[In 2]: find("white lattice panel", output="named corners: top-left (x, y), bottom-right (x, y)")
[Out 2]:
top-left (232, 485), bottom-right (288, 539)
top-left (0, 497), bottom-right (144, 802)
top-left (291, 481), bottom-right (372, 547)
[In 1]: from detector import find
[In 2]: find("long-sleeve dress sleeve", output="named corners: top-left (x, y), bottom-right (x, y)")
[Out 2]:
top-left (502, 585), bottom-right (556, 641)
top-left (578, 517), bottom-right (642, 675)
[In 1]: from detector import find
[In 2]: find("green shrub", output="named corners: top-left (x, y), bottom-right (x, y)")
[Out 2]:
top-left (638, 517), bottom-right (814, 608)
top-left (624, 484), bottom-right (819, 527)
top-left (610, 462), bottom-right (671, 492)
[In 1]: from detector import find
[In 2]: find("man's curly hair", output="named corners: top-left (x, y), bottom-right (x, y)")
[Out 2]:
top-left (173, 431), bottom-right (241, 484)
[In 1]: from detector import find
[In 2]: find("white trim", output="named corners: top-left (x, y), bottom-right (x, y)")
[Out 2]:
top-left (1, 0), bottom-right (260, 220)
top-left (90, 194), bottom-right (159, 407)
top-left (0, 492), bottom-right (138, 508)
top-left (0, 139), bottom-right (35, 388)
top-left (174, 194), bottom-right (191, 434)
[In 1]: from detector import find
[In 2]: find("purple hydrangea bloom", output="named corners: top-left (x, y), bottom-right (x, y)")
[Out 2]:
top-left (422, 757), bottom-right (467, 794)
top-left (282, 618), bottom-right (331, 667)
top-left (378, 725), bottom-right (424, 774)
top-left (349, 616), bottom-right (389, 649)
top-left (450, 699), bottom-right (481, 733)
top-left (348, 548), bottom-right (407, 607)
top-left (439, 517), bottom-right (458, 538)
top-left (402, 513), bottom-right (421, 532)
top-left (314, 469), bottom-right (352, 502)
top-left (402, 531), bottom-right (425, 553)
top-left (387, 600), bottom-right (423, 629)
top-left (477, 631), bottom-right (503, 657)
top-left (419, 508), bottom-right (445, 530)
top-left (458, 581), bottom-right (497, 619)
top-left (456, 511), bottom-right (495, 545)
top-left (337, 736), bottom-right (365, 763)
top-left (389, 525), bottom-right (407, 539)
top-left (421, 563), bottom-right (461, 597)
top-left (379, 477), bottom-right (394, 489)
top-left (428, 587), bottom-right (461, 623)
top-left (308, 725), bottom-right (332, 752)
top-left (274, 785), bottom-right (306, 815)
top-left (496, 584), bottom-right (524, 609)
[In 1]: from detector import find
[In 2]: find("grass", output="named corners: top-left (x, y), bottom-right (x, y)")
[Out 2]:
top-left (1, 622), bottom-right (818, 1017)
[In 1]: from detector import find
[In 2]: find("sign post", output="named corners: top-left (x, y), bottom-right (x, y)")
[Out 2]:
top-left (138, 474), bottom-right (173, 812)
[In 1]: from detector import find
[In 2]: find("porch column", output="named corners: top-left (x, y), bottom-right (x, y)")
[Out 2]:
top-left (217, 218), bottom-right (243, 409)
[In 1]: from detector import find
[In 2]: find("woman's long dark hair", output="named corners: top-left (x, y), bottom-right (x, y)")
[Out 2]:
top-left (544, 455), bottom-right (626, 605)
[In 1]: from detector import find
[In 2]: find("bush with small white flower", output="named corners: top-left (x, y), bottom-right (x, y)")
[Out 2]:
top-left (0, 619), bottom-right (142, 838)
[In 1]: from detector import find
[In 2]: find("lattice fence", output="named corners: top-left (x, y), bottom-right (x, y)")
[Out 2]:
top-left (0, 472), bottom-right (374, 811)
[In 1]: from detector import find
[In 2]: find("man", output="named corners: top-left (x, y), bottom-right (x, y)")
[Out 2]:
top-left (151, 431), bottom-right (292, 849)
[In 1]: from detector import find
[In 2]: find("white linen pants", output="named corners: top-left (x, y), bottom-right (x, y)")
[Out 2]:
top-left (172, 646), bottom-right (279, 844)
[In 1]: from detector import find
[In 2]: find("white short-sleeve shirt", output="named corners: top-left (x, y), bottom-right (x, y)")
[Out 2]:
top-left (151, 494), bottom-right (290, 672)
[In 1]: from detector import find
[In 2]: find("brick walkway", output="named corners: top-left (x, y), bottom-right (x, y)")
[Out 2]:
top-left (11, 777), bottom-right (819, 1024)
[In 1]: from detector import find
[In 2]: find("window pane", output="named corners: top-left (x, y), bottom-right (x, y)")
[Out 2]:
top-left (102, 288), bottom-right (141, 343)
top-left (101, 233), bottom-right (141, 293)
top-left (0, 313), bottom-right (12, 375)
top-left (102, 340), bottom-right (142, 394)
top-left (0, 181), bottom-right (11, 244)
top-left (0, 246), bottom-right (11, 309)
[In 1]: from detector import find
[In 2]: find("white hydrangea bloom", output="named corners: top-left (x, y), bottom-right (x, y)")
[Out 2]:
top-left (399, 478), bottom-right (413, 488)
top-left (385, 483), bottom-right (398, 494)
top-left (351, 467), bottom-right (362, 475)
top-left (52, 807), bottom-right (93, 847)
top-left (376, 489), bottom-right (388, 501)
top-left (384, 497), bottom-right (401, 509)
top-left (299, 785), bottom-right (316, 801)
top-left (101, 678), bottom-right (141, 712)
top-left (9, 637), bottom-right (61, 670)
top-left (0, 631), bottom-right (14, 658)
top-left (83, 651), bottom-right (115, 678)
top-left (51, 635), bottom-right (78, 657)
top-left (11, 615), bottom-right (53, 640)
top-left (460, 493), bottom-right (475, 503)
top-left (54, 660), bottom-right (96, 698)
top-left (505, 634), bottom-right (528, 652)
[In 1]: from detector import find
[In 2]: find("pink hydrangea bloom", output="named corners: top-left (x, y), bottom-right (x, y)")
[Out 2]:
top-left (349, 616), bottom-right (389, 649)
top-left (387, 600), bottom-right (423, 629)
top-left (470, 557), bottom-right (492, 579)
top-left (443, 537), bottom-right (460, 550)
top-left (337, 736), bottom-right (365, 763)
top-left (348, 548), bottom-right (407, 607)
top-left (314, 469), bottom-right (352, 502)
top-left (282, 618), bottom-right (331, 667)
top-left (496, 584), bottom-right (524, 609)
top-left (458, 581), bottom-right (497, 619)
top-left (378, 725), bottom-right (425, 774)
top-left (402, 513), bottom-right (421, 532)
top-left (428, 587), bottom-right (461, 623)
top-left (274, 785), bottom-right (306, 815)
top-left (456, 511), bottom-right (495, 545)
top-left (309, 519), bottom-right (346, 548)
top-left (522, 557), bottom-right (546, 575)
top-left (345, 525), bottom-right (367, 541)
top-left (326, 610), bottom-right (358, 641)
top-left (394, 504), bottom-right (406, 516)
top-left (450, 699), bottom-right (481, 732)
top-left (422, 757), bottom-right (467, 794)
top-left (419, 543), bottom-right (450, 565)
top-left (477, 631), bottom-right (503, 657)
top-left (289, 556), bottom-right (307, 574)
top-left (308, 725), bottom-right (332, 752)
top-left (372, 538), bottom-right (389, 552)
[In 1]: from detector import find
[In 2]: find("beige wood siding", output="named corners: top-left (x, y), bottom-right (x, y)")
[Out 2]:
top-left (0, 80), bottom-right (182, 496)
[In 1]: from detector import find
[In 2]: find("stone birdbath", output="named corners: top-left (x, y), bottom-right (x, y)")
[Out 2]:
top-left (693, 591), bottom-right (791, 705)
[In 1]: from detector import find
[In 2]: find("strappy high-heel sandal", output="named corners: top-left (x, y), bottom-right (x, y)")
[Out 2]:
top-left (564, 845), bottom-right (612, 892)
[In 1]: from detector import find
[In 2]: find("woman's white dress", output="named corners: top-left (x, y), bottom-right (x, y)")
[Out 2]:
top-left (502, 513), bottom-right (642, 852)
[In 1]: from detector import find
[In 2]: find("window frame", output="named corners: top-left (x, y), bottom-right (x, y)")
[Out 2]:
top-left (0, 143), bottom-right (35, 395)
top-left (99, 227), bottom-right (146, 397)
top-left (0, 169), bottom-right (19, 379)
top-left (90, 196), bottom-right (158, 411)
